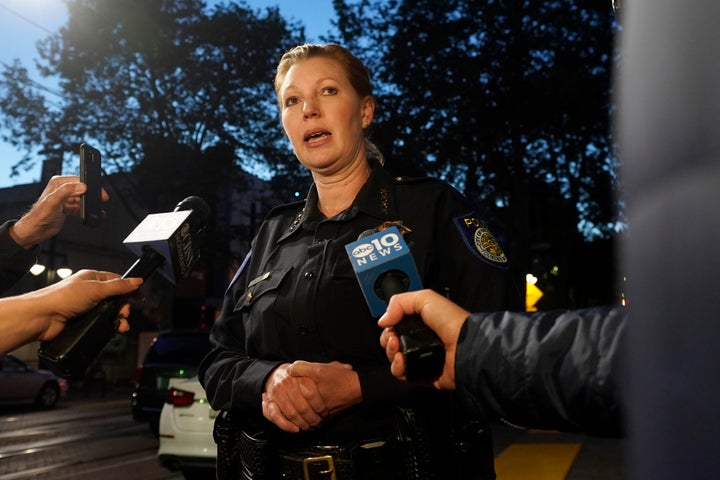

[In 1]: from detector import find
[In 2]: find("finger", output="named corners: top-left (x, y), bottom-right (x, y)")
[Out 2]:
top-left (103, 277), bottom-right (144, 296)
top-left (287, 360), bottom-right (313, 377)
top-left (297, 378), bottom-right (329, 418)
top-left (378, 292), bottom-right (415, 327)
top-left (43, 175), bottom-right (80, 193)
top-left (283, 391), bottom-right (323, 429)
top-left (380, 327), bottom-right (390, 348)
top-left (327, 361), bottom-right (353, 370)
top-left (384, 330), bottom-right (400, 362)
top-left (273, 392), bottom-right (316, 431)
top-left (57, 182), bottom-right (87, 216)
top-left (262, 395), bottom-right (300, 433)
top-left (66, 269), bottom-right (117, 282)
top-left (390, 351), bottom-right (407, 381)
top-left (59, 180), bottom-right (86, 196)
top-left (265, 379), bottom-right (319, 431)
top-left (118, 304), bottom-right (131, 319)
top-left (117, 319), bottom-right (130, 333)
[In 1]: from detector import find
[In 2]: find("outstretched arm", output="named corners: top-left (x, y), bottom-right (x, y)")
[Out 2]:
top-left (0, 270), bottom-right (142, 354)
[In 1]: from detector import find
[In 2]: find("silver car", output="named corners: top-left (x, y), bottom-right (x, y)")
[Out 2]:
top-left (0, 354), bottom-right (69, 408)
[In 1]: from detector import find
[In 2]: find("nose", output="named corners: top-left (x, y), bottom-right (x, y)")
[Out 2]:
top-left (303, 99), bottom-right (319, 119)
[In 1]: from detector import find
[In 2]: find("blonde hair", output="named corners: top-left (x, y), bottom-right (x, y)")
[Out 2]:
top-left (274, 43), bottom-right (385, 165)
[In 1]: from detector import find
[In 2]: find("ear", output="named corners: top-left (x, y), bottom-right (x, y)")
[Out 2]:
top-left (361, 96), bottom-right (375, 127)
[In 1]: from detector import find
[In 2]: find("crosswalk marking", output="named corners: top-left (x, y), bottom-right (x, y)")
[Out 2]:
top-left (494, 443), bottom-right (582, 480)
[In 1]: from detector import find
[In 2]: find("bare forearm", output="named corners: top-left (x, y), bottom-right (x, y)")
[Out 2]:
top-left (0, 294), bottom-right (51, 353)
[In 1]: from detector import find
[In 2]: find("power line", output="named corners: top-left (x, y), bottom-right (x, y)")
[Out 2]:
top-left (0, 2), bottom-right (55, 35)
top-left (0, 3), bottom-right (63, 97)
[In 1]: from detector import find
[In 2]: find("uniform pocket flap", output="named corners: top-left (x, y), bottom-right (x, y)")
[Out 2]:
top-left (233, 267), bottom-right (292, 311)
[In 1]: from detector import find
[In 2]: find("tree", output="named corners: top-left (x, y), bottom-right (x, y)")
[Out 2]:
top-left (332, 0), bottom-right (622, 305)
top-left (0, 0), bottom-right (306, 195)
top-left (0, 0), bottom-right (312, 313)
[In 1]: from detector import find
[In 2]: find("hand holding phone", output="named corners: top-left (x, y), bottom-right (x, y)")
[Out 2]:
top-left (80, 143), bottom-right (102, 227)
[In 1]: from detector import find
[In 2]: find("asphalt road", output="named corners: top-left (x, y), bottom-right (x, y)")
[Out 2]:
top-left (0, 389), bottom-right (182, 480)
top-left (0, 387), bottom-right (625, 480)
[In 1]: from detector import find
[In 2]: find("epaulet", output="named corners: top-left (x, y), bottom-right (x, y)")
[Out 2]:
top-left (264, 199), bottom-right (306, 220)
top-left (391, 175), bottom-right (444, 185)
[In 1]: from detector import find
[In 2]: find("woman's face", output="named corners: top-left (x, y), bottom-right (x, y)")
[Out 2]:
top-left (278, 56), bottom-right (374, 175)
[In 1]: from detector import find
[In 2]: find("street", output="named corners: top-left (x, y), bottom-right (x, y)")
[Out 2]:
top-left (0, 388), bottom-right (625, 480)
top-left (0, 389), bottom-right (181, 480)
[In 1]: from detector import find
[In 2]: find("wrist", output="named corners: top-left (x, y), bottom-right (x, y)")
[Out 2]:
top-left (8, 219), bottom-right (39, 250)
top-left (7, 292), bottom-right (48, 345)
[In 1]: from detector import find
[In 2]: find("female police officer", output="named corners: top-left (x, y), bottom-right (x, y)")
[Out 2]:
top-left (199, 43), bottom-right (519, 480)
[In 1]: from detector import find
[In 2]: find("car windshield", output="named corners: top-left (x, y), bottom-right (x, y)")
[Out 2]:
top-left (1, 355), bottom-right (27, 372)
top-left (146, 333), bottom-right (210, 364)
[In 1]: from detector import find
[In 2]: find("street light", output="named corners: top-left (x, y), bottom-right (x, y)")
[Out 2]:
top-left (29, 263), bottom-right (73, 283)
top-left (30, 263), bottom-right (47, 276)
top-left (56, 267), bottom-right (73, 279)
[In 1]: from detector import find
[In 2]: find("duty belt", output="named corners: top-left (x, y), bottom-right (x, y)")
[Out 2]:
top-left (278, 441), bottom-right (391, 480)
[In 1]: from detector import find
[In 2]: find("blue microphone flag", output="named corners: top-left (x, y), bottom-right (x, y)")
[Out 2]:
top-left (345, 226), bottom-right (422, 317)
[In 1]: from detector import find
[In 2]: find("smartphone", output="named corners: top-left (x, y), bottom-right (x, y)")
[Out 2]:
top-left (80, 143), bottom-right (102, 227)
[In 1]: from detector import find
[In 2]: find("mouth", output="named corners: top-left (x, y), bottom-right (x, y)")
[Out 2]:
top-left (304, 129), bottom-right (331, 144)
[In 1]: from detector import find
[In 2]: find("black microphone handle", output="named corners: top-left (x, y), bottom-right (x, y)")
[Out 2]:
top-left (392, 313), bottom-right (446, 384)
top-left (37, 248), bottom-right (166, 379)
top-left (122, 246), bottom-right (166, 280)
top-left (377, 270), bottom-right (445, 384)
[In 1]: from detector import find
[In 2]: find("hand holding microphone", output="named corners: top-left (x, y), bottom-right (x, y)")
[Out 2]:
top-left (378, 289), bottom-right (470, 390)
top-left (38, 196), bottom-right (210, 379)
top-left (345, 226), bottom-right (445, 383)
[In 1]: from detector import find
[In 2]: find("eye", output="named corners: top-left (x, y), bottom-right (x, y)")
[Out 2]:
top-left (321, 86), bottom-right (338, 96)
top-left (284, 96), bottom-right (299, 107)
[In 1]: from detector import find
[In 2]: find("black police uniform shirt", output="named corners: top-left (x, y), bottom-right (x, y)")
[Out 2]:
top-left (200, 160), bottom-right (516, 445)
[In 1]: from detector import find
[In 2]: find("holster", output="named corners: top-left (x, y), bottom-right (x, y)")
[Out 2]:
top-left (214, 411), bottom-right (276, 480)
top-left (237, 424), bottom-right (274, 478)
top-left (214, 411), bottom-right (244, 480)
top-left (393, 407), bottom-right (436, 480)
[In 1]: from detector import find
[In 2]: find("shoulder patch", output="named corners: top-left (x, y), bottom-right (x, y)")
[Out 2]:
top-left (453, 213), bottom-right (509, 269)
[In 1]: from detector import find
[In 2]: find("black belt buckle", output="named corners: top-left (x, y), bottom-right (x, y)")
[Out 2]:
top-left (302, 454), bottom-right (336, 480)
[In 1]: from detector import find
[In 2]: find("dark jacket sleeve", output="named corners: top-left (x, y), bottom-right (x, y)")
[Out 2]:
top-left (455, 305), bottom-right (627, 437)
top-left (0, 220), bottom-right (38, 293)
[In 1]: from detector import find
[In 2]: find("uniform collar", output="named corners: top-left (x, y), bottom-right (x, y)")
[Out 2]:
top-left (279, 160), bottom-right (397, 241)
top-left (352, 160), bottom-right (398, 220)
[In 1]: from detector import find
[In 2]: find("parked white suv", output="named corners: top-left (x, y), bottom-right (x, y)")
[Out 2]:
top-left (157, 376), bottom-right (217, 479)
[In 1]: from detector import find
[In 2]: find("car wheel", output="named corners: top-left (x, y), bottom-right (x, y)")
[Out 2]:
top-left (35, 382), bottom-right (60, 408)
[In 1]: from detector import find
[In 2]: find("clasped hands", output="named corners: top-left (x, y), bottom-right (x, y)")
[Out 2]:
top-left (262, 360), bottom-right (361, 433)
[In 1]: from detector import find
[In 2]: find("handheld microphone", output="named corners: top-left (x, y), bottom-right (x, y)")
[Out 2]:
top-left (345, 226), bottom-right (444, 383)
top-left (37, 196), bottom-right (210, 379)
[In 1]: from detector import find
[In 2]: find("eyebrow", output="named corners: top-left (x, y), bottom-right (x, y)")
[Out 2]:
top-left (283, 76), bottom-right (341, 92)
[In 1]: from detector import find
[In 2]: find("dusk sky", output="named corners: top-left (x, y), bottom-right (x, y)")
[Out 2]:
top-left (0, 0), bottom-right (335, 186)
